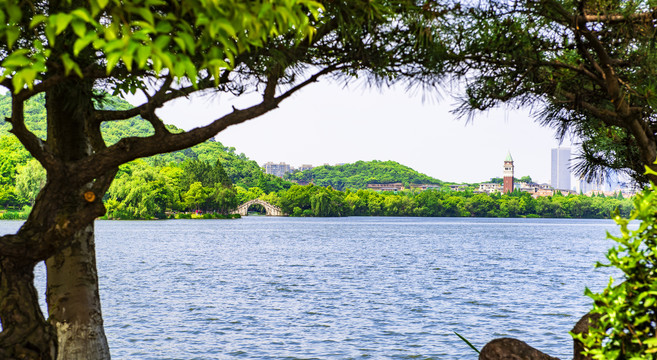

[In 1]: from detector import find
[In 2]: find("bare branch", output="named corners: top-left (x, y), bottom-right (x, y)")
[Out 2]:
top-left (263, 74), bottom-right (279, 101)
top-left (141, 109), bottom-right (170, 136)
top-left (6, 97), bottom-right (61, 171)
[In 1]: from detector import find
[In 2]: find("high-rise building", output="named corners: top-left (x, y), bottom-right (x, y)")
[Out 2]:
top-left (503, 151), bottom-right (514, 193)
top-left (551, 147), bottom-right (571, 190)
top-left (263, 162), bottom-right (292, 178)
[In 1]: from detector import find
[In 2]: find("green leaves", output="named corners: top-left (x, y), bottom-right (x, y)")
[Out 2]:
top-left (574, 169), bottom-right (657, 359)
top-left (0, 0), bottom-right (323, 92)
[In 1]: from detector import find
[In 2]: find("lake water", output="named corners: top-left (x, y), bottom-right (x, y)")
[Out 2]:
top-left (2, 217), bottom-right (621, 359)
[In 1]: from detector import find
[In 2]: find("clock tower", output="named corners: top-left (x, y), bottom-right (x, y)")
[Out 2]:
top-left (503, 152), bottom-right (514, 193)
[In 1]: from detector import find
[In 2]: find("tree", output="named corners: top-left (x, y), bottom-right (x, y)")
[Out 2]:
top-left (518, 176), bottom-right (532, 184)
top-left (182, 182), bottom-right (210, 212)
top-left (448, 0), bottom-right (657, 184)
top-left (15, 159), bottom-right (47, 206)
top-left (106, 161), bottom-right (174, 218)
top-left (180, 159), bottom-right (232, 190)
top-left (0, 1), bottom-right (447, 358)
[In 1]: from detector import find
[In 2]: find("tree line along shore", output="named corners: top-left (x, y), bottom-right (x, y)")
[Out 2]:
top-left (0, 93), bottom-right (633, 220)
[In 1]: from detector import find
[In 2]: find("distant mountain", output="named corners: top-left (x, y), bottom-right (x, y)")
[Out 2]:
top-left (285, 160), bottom-right (443, 191)
top-left (0, 92), bottom-right (266, 188)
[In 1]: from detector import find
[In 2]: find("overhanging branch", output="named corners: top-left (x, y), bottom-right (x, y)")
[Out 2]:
top-left (72, 65), bottom-right (340, 183)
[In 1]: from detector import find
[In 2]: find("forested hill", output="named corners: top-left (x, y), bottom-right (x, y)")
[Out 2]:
top-left (285, 160), bottom-right (443, 191)
top-left (0, 92), bottom-right (266, 188)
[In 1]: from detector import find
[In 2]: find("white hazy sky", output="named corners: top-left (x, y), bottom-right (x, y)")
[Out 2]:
top-left (150, 80), bottom-right (573, 184)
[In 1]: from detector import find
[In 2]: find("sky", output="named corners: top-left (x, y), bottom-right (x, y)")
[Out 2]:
top-left (150, 80), bottom-right (573, 184)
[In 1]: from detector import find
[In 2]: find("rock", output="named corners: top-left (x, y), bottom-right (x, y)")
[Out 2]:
top-left (479, 338), bottom-right (560, 360)
top-left (478, 312), bottom-right (602, 360)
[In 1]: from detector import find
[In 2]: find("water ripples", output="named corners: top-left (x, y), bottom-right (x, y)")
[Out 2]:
top-left (0, 217), bottom-right (620, 359)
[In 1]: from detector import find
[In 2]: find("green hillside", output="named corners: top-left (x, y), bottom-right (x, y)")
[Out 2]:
top-left (285, 160), bottom-right (443, 191)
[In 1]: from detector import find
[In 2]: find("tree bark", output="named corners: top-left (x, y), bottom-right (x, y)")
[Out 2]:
top-left (0, 257), bottom-right (57, 360)
top-left (46, 224), bottom-right (109, 360)
top-left (40, 77), bottom-right (111, 359)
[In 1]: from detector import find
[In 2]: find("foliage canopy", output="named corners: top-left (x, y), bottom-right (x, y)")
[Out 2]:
top-left (446, 0), bottom-right (657, 184)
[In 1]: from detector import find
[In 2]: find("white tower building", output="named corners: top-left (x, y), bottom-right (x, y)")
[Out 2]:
top-left (551, 147), bottom-right (571, 190)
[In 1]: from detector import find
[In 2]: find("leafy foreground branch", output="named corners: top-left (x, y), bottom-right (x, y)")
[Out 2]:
top-left (479, 175), bottom-right (657, 359)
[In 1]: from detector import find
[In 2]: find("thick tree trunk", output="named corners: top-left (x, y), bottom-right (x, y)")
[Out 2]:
top-left (0, 257), bottom-right (57, 359)
top-left (0, 170), bottom-right (109, 359)
top-left (41, 76), bottom-right (111, 359)
top-left (46, 224), bottom-right (110, 360)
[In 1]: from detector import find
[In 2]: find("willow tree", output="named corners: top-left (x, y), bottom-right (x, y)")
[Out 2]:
top-left (447, 0), bottom-right (657, 184)
top-left (0, 1), bottom-right (446, 359)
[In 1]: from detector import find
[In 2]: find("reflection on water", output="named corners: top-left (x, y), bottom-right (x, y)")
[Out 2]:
top-left (1, 217), bottom-right (618, 359)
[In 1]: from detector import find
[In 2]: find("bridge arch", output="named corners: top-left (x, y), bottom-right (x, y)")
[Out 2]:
top-left (232, 199), bottom-right (286, 216)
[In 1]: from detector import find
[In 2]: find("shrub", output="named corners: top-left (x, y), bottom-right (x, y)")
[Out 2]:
top-left (575, 178), bottom-right (657, 359)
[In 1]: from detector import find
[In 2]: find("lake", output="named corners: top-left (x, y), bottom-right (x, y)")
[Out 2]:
top-left (1, 217), bottom-right (620, 359)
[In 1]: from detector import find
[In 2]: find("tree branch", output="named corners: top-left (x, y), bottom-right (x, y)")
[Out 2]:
top-left (547, 0), bottom-right (630, 115)
top-left (141, 109), bottom-right (170, 137)
top-left (558, 90), bottom-right (624, 126)
top-left (581, 10), bottom-right (657, 24)
top-left (6, 97), bottom-right (61, 171)
top-left (71, 66), bottom-right (340, 183)
top-left (0, 234), bottom-right (32, 261)
top-left (93, 72), bottom-right (229, 123)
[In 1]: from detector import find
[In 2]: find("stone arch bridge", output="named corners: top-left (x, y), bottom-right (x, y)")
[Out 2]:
top-left (232, 199), bottom-right (286, 216)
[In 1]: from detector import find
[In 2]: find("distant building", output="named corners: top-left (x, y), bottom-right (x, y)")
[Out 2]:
top-left (479, 183), bottom-right (502, 194)
top-left (299, 164), bottom-right (314, 171)
top-left (551, 147), bottom-right (571, 191)
top-left (409, 184), bottom-right (441, 191)
top-left (263, 162), bottom-right (292, 178)
top-left (449, 185), bottom-right (469, 192)
top-left (532, 188), bottom-right (555, 198)
top-left (503, 152), bottom-right (514, 193)
top-left (516, 182), bottom-right (540, 194)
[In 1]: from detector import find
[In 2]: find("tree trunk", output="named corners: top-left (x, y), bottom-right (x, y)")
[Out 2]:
top-left (41, 76), bottom-right (111, 359)
top-left (46, 224), bottom-right (110, 360)
top-left (0, 257), bottom-right (57, 360)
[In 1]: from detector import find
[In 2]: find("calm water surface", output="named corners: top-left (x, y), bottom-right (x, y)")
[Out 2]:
top-left (4, 217), bottom-right (620, 359)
